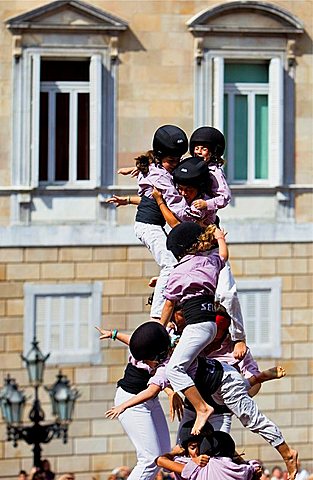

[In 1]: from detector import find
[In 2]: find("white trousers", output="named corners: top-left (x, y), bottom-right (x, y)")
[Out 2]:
top-left (216, 261), bottom-right (245, 342)
top-left (115, 387), bottom-right (171, 480)
top-left (134, 222), bottom-right (177, 318)
top-left (212, 363), bottom-right (284, 447)
top-left (166, 322), bottom-right (217, 393)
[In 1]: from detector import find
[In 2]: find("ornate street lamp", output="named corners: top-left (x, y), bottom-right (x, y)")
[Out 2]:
top-left (0, 338), bottom-right (80, 468)
top-left (22, 338), bottom-right (50, 386)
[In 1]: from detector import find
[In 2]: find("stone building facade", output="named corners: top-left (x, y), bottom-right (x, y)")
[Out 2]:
top-left (0, 1), bottom-right (312, 479)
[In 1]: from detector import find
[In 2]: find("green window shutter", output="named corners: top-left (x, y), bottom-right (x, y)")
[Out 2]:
top-left (255, 95), bottom-right (269, 179)
top-left (234, 94), bottom-right (248, 181)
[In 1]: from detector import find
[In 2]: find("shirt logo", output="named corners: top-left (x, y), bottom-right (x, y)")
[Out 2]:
top-left (200, 303), bottom-right (215, 312)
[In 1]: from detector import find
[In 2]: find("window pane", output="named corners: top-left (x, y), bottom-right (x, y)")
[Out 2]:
top-left (55, 93), bottom-right (69, 181)
top-left (255, 95), bottom-right (268, 179)
top-left (259, 291), bottom-right (270, 343)
top-left (79, 325), bottom-right (89, 348)
top-left (225, 63), bottom-right (268, 83)
top-left (234, 95), bottom-right (248, 180)
top-left (39, 92), bottom-right (48, 181)
top-left (77, 93), bottom-right (90, 180)
top-left (41, 59), bottom-right (90, 81)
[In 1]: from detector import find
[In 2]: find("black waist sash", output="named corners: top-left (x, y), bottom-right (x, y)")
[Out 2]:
top-left (117, 363), bottom-right (151, 394)
top-left (182, 295), bottom-right (216, 325)
top-left (135, 195), bottom-right (166, 226)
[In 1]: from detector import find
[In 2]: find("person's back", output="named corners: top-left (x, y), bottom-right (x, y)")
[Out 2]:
top-left (181, 456), bottom-right (256, 480)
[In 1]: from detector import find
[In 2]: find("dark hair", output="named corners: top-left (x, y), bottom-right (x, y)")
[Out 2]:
top-left (135, 150), bottom-right (159, 175)
top-left (32, 473), bottom-right (46, 480)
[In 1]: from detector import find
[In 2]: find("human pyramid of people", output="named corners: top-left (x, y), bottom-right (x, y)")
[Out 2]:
top-left (96, 125), bottom-right (299, 480)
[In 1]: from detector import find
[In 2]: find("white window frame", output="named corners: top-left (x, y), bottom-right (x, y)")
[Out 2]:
top-left (40, 80), bottom-right (90, 185)
top-left (13, 49), bottom-right (103, 189)
top-left (237, 278), bottom-right (282, 358)
top-left (224, 82), bottom-right (269, 185)
top-left (24, 282), bottom-right (102, 364)
top-left (195, 51), bottom-right (284, 187)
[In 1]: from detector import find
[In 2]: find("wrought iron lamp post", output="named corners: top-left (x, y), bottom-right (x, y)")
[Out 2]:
top-left (0, 338), bottom-right (80, 468)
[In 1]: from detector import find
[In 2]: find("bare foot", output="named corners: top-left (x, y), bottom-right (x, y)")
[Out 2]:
top-left (191, 406), bottom-right (214, 435)
top-left (261, 366), bottom-right (286, 381)
top-left (284, 449), bottom-right (298, 480)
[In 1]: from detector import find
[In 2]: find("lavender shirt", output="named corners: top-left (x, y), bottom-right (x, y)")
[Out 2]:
top-left (181, 457), bottom-right (255, 480)
top-left (165, 250), bottom-right (225, 303)
top-left (137, 164), bottom-right (216, 224)
top-left (206, 165), bottom-right (231, 210)
top-left (148, 363), bottom-right (171, 390)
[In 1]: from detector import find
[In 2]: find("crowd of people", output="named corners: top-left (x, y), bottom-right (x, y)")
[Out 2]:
top-left (19, 460), bottom-right (312, 480)
top-left (17, 460), bottom-right (74, 480)
top-left (95, 125), bottom-right (304, 480)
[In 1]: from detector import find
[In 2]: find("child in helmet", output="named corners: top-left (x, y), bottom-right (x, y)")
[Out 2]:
top-left (152, 159), bottom-right (247, 360)
top-left (157, 423), bottom-right (263, 480)
top-left (177, 308), bottom-right (285, 437)
top-left (189, 126), bottom-right (231, 212)
top-left (161, 221), bottom-right (228, 436)
top-left (107, 125), bottom-right (209, 320)
top-left (97, 322), bottom-right (183, 480)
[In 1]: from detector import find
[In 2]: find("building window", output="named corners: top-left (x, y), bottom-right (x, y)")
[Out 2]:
top-left (29, 52), bottom-right (103, 189)
top-left (224, 62), bottom-right (269, 184)
top-left (39, 59), bottom-right (91, 184)
top-left (237, 278), bottom-right (282, 358)
top-left (198, 54), bottom-right (284, 187)
top-left (24, 282), bottom-right (102, 364)
top-left (188, 2), bottom-right (303, 190)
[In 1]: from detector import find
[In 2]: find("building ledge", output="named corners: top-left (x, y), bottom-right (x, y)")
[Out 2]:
top-left (0, 222), bottom-right (312, 247)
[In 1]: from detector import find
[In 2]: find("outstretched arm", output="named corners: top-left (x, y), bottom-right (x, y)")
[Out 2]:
top-left (105, 383), bottom-right (161, 418)
top-left (156, 456), bottom-right (185, 474)
top-left (106, 195), bottom-right (141, 207)
top-left (157, 452), bottom-right (209, 473)
top-left (95, 326), bottom-right (130, 346)
top-left (118, 166), bottom-right (139, 177)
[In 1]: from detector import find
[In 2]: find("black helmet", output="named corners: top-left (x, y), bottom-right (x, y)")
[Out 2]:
top-left (166, 222), bottom-right (203, 259)
top-left (178, 420), bottom-right (213, 449)
top-left (199, 431), bottom-right (235, 457)
top-left (173, 157), bottom-right (209, 193)
top-left (189, 127), bottom-right (225, 157)
top-left (129, 322), bottom-right (170, 361)
top-left (153, 125), bottom-right (188, 158)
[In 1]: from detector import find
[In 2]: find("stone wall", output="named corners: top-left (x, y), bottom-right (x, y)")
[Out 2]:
top-left (0, 242), bottom-right (312, 479)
